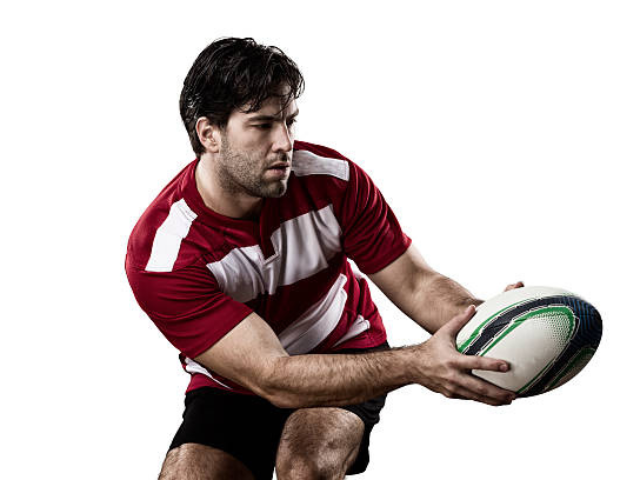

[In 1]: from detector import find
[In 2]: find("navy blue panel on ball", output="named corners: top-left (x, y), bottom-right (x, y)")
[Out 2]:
top-left (525, 297), bottom-right (602, 396)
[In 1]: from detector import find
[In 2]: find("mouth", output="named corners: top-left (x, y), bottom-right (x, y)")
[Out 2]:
top-left (267, 163), bottom-right (291, 170)
top-left (266, 163), bottom-right (291, 175)
top-left (264, 163), bottom-right (291, 180)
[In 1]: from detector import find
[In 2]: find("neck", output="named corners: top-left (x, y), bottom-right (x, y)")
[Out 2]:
top-left (195, 155), bottom-right (263, 220)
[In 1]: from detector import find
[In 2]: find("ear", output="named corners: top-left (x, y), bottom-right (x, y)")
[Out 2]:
top-left (195, 116), bottom-right (222, 154)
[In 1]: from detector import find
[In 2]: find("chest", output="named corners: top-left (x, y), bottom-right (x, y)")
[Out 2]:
top-left (206, 203), bottom-right (344, 304)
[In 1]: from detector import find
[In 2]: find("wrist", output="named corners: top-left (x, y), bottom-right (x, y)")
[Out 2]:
top-left (397, 345), bottom-right (423, 385)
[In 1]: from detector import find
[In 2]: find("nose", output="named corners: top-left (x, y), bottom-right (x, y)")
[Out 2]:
top-left (272, 121), bottom-right (294, 154)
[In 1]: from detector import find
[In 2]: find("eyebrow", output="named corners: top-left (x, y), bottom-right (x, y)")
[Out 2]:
top-left (247, 109), bottom-right (300, 123)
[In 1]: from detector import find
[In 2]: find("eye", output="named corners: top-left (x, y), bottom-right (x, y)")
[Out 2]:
top-left (256, 123), bottom-right (271, 130)
top-left (287, 118), bottom-right (297, 127)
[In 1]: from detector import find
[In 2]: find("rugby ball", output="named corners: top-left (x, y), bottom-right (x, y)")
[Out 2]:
top-left (456, 286), bottom-right (602, 397)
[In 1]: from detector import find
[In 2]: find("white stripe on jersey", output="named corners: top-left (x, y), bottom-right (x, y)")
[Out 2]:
top-left (292, 150), bottom-right (350, 181)
top-left (333, 315), bottom-right (371, 348)
top-left (184, 357), bottom-right (232, 389)
top-left (146, 199), bottom-right (197, 272)
top-left (278, 274), bottom-right (348, 355)
top-left (206, 204), bottom-right (342, 303)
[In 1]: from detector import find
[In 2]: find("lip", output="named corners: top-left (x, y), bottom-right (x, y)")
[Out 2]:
top-left (265, 165), bottom-right (290, 179)
top-left (267, 163), bottom-right (291, 170)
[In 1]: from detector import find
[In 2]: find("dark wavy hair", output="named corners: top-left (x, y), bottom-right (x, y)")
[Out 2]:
top-left (179, 37), bottom-right (305, 157)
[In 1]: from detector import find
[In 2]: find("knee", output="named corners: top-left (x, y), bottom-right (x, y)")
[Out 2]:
top-left (275, 445), bottom-right (344, 480)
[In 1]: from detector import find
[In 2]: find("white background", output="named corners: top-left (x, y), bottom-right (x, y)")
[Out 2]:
top-left (2, 1), bottom-right (638, 478)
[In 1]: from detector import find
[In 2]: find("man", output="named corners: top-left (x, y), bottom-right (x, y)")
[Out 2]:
top-left (126, 37), bottom-right (521, 480)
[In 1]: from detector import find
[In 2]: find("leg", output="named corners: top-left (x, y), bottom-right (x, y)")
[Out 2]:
top-left (166, 387), bottom-right (293, 480)
top-left (275, 408), bottom-right (365, 480)
top-left (159, 443), bottom-right (254, 480)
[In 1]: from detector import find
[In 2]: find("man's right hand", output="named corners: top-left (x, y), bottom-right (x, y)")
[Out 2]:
top-left (412, 305), bottom-right (517, 406)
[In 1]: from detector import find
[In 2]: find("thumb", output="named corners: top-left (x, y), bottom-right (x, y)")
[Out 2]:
top-left (439, 304), bottom-right (477, 339)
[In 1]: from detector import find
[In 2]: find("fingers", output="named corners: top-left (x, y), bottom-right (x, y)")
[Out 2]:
top-left (504, 281), bottom-right (524, 291)
top-left (441, 355), bottom-right (516, 405)
top-left (442, 372), bottom-right (516, 406)
top-left (456, 374), bottom-right (516, 405)
top-left (423, 306), bottom-right (519, 406)
top-left (444, 384), bottom-right (514, 407)
top-left (439, 305), bottom-right (477, 338)
top-left (457, 354), bottom-right (510, 373)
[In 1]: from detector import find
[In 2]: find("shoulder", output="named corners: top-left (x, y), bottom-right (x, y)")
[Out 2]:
top-left (292, 140), bottom-right (355, 183)
top-left (292, 141), bottom-right (379, 200)
top-left (126, 161), bottom-right (205, 273)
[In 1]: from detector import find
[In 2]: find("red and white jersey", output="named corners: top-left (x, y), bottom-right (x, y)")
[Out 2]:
top-left (126, 141), bottom-right (411, 394)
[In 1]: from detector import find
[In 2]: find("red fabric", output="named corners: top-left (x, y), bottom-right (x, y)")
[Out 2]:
top-left (125, 140), bottom-right (411, 394)
top-left (126, 265), bottom-right (253, 360)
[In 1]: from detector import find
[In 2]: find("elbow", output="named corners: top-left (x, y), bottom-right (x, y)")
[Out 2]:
top-left (254, 380), bottom-right (302, 409)
top-left (263, 389), bottom-right (301, 409)
top-left (251, 359), bottom-right (305, 409)
top-left (244, 358), bottom-right (298, 409)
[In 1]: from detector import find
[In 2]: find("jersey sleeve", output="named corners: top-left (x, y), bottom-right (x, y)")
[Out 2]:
top-left (338, 160), bottom-right (412, 274)
top-left (125, 262), bottom-right (253, 359)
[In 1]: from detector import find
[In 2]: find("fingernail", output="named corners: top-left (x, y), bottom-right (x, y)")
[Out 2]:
top-left (500, 363), bottom-right (509, 372)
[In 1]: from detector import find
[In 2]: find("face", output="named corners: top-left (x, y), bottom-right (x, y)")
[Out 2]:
top-left (215, 94), bottom-right (299, 199)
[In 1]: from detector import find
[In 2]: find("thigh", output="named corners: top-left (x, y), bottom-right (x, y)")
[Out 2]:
top-left (168, 387), bottom-right (292, 480)
top-left (276, 407), bottom-right (365, 479)
top-left (159, 443), bottom-right (254, 480)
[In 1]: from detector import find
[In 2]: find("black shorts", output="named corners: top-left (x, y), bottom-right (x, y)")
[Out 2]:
top-left (169, 343), bottom-right (389, 479)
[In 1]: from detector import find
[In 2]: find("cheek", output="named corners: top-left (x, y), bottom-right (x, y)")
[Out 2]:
top-left (227, 123), bottom-right (261, 146)
top-left (241, 130), bottom-right (273, 153)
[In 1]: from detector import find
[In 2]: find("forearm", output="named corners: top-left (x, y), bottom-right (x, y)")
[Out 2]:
top-left (259, 347), bottom-right (417, 409)
top-left (368, 246), bottom-right (483, 335)
top-left (407, 273), bottom-right (483, 334)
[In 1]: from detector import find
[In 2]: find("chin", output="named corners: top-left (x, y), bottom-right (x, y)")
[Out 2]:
top-left (259, 179), bottom-right (289, 199)
top-left (269, 184), bottom-right (288, 198)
